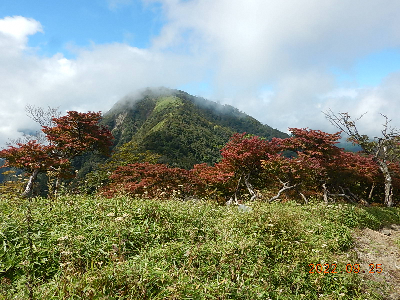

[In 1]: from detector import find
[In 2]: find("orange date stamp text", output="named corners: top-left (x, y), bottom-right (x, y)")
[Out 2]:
top-left (308, 263), bottom-right (382, 274)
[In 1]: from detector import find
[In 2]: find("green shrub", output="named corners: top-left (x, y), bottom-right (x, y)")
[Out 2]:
top-left (1, 195), bottom-right (398, 299)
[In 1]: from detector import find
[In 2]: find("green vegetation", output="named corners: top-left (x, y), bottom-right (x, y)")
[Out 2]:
top-left (153, 96), bottom-right (183, 113)
top-left (99, 88), bottom-right (288, 170)
top-left (1, 89), bottom-right (399, 298)
top-left (1, 195), bottom-right (399, 299)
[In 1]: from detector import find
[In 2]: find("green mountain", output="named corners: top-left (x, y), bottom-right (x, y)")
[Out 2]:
top-left (100, 87), bottom-right (288, 169)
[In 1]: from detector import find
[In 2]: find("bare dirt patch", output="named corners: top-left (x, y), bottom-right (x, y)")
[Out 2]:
top-left (352, 224), bottom-right (400, 299)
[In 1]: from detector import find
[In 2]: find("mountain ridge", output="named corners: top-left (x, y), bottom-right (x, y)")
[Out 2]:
top-left (100, 87), bottom-right (288, 169)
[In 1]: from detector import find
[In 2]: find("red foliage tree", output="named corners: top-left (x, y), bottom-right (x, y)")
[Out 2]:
top-left (189, 163), bottom-right (234, 200)
top-left (0, 111), bottom-right (113, 197)
top-left (101, 162), bottom-right (189, 199)
top-left (101, 161), bottom-right (235, 201)
top-left (263, 128), bottom-right (381, 203)
top-left (218, 133), bottom-right (281, 203)
top-left (262, 152), bottom-right (324, 202)
top-left (329, 151), bottom-right (379, 199)
top-left (99, 128), bottom-right (387, 205)
top-left (280, 128), bottom-right (344, 191)
top-left (220, 133), bottom-right (281, 174)
top-left (42, 111), bottom-right (112, 158)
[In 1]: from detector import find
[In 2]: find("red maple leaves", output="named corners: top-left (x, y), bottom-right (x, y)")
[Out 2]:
top-left (101, 128), bottom-right (396, 205)
top-left (0, 111), bottom-right (113, 197)
top-left (263, 128), bottom-right (381, 201)
top-left (42, 111), bottom-right (112, 158)
top-left (102, 162), bottom-right (189, 199)
top-left (3, 114), bottom-right (396, 205)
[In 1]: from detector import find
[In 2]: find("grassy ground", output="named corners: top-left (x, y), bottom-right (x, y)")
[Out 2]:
top-left (0, 195), bottom-right (399, 299)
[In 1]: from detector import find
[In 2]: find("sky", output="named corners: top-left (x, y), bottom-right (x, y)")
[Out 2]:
top-left (1, 0), bottom-right (400, 147)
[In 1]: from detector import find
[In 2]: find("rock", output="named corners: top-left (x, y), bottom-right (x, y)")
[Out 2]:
top-left (238, 204), bottom-right (252, 212)
top-left (390, 224), bottom-right (400, 230)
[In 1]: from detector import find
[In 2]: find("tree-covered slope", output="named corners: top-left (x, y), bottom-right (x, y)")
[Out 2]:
top-left (101, 87), bottom-right (288, 169)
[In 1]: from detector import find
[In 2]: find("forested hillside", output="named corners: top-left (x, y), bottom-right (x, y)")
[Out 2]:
top-left (100, 87), bottom-right (287, 169)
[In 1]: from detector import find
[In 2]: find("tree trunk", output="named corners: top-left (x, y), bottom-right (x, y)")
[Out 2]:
top-left (21, 169), bottom-right (39, 198)
top-left (53, 167), bottom-right (62, 199)
top-left (377, 161), bottom-right (393, 207)
top-left (368, 183), bottom-right (375, 200)
top-left (322, 183), bottom-right (329, 205)
top-left (244, 173), bottom-right (257, 201)
top-left (232, 173), bottom-right (243, 205)
top-left (53, 176), bottom-right (60, 199)
top-left (299, 192), bottom-right (308, 204)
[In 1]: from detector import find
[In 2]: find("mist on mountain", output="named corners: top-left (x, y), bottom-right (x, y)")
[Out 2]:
top-left (99, 87), bottom-right (288, 169)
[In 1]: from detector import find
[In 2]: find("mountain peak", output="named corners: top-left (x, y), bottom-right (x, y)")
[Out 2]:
top-left (102, 88), bottom-right (287, 169)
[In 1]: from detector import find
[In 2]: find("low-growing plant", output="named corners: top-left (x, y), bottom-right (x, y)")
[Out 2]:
top-left (1, 195), bottom-right (398, 299)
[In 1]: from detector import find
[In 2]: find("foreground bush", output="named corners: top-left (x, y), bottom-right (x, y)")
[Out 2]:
top-left (0, 195), bottom-right (399, 299)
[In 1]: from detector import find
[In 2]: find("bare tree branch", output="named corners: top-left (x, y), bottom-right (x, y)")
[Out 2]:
top-left (323, 110), bottom-right (400, 207)
top-left (268, 180), bottom-right (296, 202)
top-left (299, 192), bottom-right (308, 204)
top-left (6, 106), bottom-right (62, 147)
top-left (322, 183), bottom-right (356, 204)
top-left (25, 105), bottom-right (61, 127)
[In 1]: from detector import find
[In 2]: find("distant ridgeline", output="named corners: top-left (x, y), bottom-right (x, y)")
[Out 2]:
top-left (99, 87), bottom-right (288, 169)
top-left (0, 159), bottom-right (4, 182)
top-left (0, 159), bottom-right (19, 185)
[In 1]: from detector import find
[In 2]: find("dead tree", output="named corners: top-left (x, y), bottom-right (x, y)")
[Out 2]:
top-left (7, 105), bottom-right (61, 147)
top-left (324, 110), bottom-right (400, 207)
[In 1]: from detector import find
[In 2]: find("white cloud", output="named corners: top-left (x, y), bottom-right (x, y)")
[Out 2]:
top-left (147, 0), bottom-right (400, 135)
top-left (150, 0), bottom-right (400, 73)
top-left (0, 16), bottom-right (43, 46)
top-left (2, 0), bottom-right (400, 147)
top-left (0, 15), bottom-right (206, 147)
